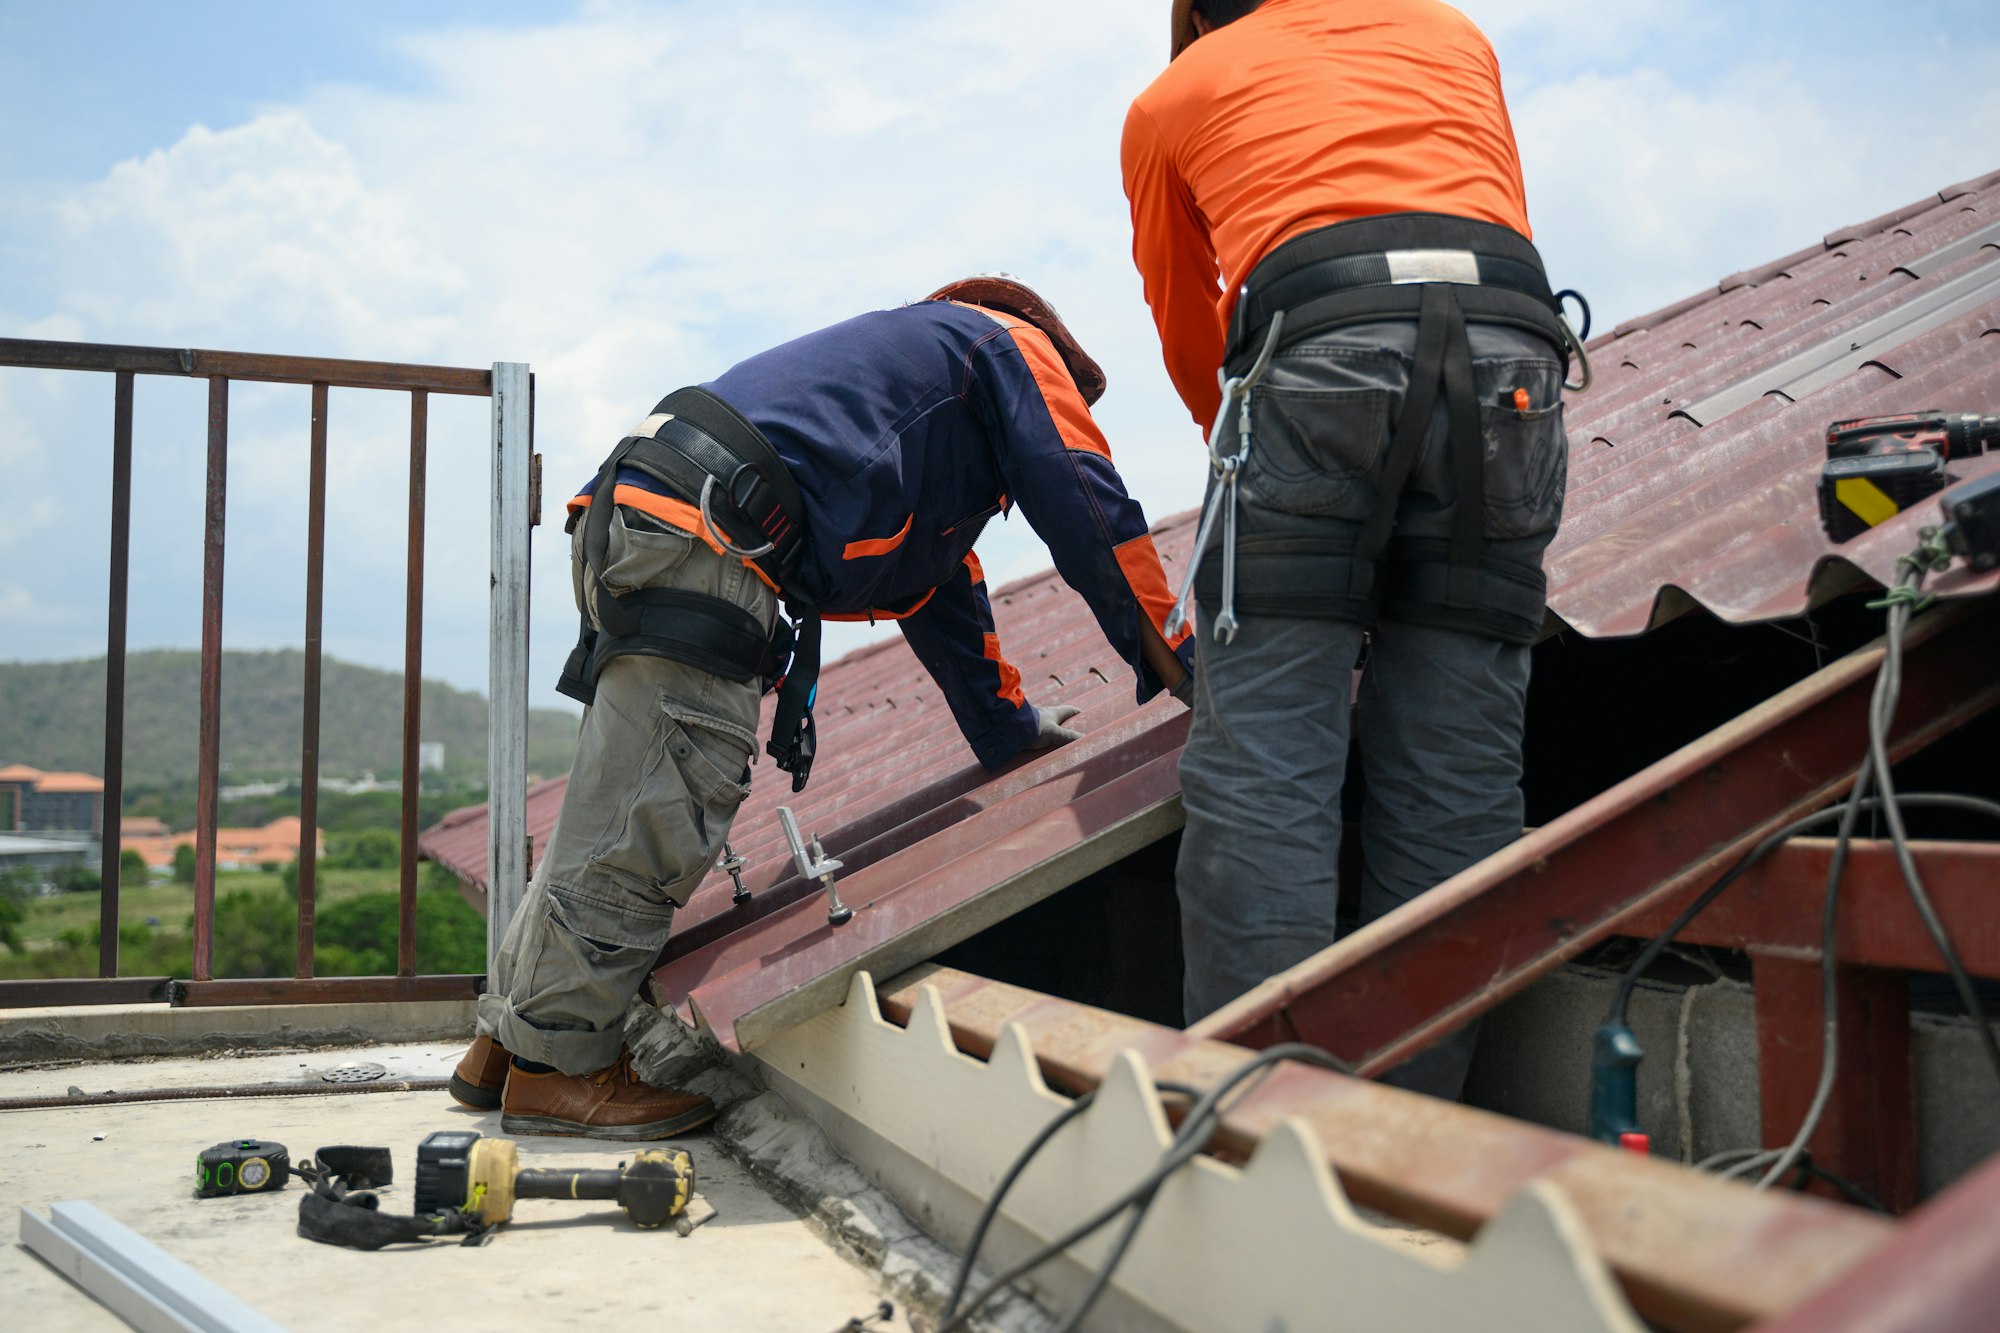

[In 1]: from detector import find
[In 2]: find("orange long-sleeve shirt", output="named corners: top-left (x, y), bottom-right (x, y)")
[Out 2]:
top-left (1122, 0), bottom-right (1531, 429)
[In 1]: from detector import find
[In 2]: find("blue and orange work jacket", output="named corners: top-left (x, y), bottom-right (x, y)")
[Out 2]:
top-left (571, 299), bottom-right (1193, 770)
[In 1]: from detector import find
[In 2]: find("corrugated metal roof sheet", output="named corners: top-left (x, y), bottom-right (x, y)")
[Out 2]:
top-left (419, 775), bottom-right (568, 897)
top-left (1546, 168), bottom-right (2000, 636)
top-left (420, 171), bottom-right (2000, 1036)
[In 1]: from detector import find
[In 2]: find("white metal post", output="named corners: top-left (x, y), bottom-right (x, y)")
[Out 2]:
top-left (487, 362), bottom-right (533, 976)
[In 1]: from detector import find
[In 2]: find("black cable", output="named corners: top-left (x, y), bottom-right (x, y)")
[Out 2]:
top-left (1786, 1158), bottom-right (1891, 1214)
top-left (1605, 792), bottom-right (2000, 1030)
top-left (939, 1045), bottom-right (1355, 1333)
top-left (1638, 550), bottom-right (2000, 1194)
top-left (1864, 599), bottom-right (2000, 1089)
top-left (938, 1079), bottom-right (1202, 1329)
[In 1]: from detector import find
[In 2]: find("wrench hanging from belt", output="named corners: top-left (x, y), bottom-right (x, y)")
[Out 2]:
top-left (1166, 309), bottom-right (1287, 645)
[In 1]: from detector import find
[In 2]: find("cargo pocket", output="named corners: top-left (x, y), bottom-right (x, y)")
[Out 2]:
top-left (600, 506), bottom-right (699, 597)
top-left (1242, 384), bottom-right (1390, 519)
top-left (587, 703), bottom-right (753, 910)
top-left (1479, 400), bottom-right (1568, 540)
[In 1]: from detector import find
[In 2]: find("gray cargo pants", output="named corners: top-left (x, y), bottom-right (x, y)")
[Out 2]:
top-left (478, 506), bottom-right (775, 1075)
top-left (1178, 320), bottom-right (1565, 1100)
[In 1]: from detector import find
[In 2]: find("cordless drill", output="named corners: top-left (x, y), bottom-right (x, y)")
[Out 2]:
top-left (412, 1130), bottom-right (695, 1230)
top-left (1818, 411), bottom-right (2000, 542)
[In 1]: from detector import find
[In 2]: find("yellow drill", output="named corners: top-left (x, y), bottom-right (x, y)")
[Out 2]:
top-left (412, 1131), bottom-right (694, 1230)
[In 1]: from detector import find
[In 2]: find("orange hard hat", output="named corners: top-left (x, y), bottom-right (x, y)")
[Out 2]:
top-left (926, 275), bottom-right (1107, 407)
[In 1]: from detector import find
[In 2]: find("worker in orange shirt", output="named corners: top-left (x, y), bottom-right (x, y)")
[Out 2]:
top-left (1125, 0), bottom-right (1579, 1098)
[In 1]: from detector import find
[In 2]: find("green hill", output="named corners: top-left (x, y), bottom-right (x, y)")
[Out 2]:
top-left (0, 649), bottom-right (578, 790)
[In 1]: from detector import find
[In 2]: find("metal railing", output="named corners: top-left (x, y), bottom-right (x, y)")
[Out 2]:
top-left (0, 337), bottom-right (534, 1007)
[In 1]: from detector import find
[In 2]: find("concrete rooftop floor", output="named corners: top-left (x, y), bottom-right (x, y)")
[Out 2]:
top-left (3, 1039), bottom-right (897, 1332)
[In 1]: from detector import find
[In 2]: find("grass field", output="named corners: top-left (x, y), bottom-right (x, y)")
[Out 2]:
top-left (18, 868), bottom-right (401, 944)
top-left (0, 865), bottom-right (481, 980)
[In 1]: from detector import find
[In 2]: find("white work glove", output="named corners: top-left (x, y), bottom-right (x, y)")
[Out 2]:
top-left (1027, 703), bottom-right (1083, 749)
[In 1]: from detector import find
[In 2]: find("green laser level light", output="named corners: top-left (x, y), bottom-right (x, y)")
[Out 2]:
top-left (411, 1130), bottom-right (695, 1229)
top-left (1818, 411), bottom-right (1999, 543)
top-left (195, 1140), bottom-right (290, 1198)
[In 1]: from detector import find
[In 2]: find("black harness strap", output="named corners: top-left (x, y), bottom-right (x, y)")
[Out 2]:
top-left (562, 387), bottom-right (824, 789)
top-left (1211, 212), bottom-right (1570, 638)
top-left (592, 587), bottom-right (787, 685)
top-left (1347, 281), bottom-right (1452, 602)
top-left (1440, 295), bottom-right (1483, 608)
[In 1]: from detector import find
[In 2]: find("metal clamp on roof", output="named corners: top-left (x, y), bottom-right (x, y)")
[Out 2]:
top-left (777, 806), bottom-right (852, 926)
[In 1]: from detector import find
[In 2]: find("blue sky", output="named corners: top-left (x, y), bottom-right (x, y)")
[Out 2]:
top-left (2, 0), bottom-right (1997, 731)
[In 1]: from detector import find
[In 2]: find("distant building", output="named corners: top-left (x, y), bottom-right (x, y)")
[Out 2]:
top-left (0, 763), bottom-right (106, 884)
top-left (418, 741), bottom-right (445, 773)
top-left (126, 815), bottom-right (325, 872)
top-left (0, 763), bottom-right (105, 836)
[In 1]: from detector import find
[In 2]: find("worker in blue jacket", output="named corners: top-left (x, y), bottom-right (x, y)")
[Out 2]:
top-left (454, 277), bottom-right (1194, 1139)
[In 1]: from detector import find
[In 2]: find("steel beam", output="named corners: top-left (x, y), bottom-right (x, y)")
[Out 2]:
top-left (1750, 953), bottom-right (1917, 1212)
top-left (168, 974), bottom-right (480, 1007)
top-left (0, 334), bottom-right (492, 395)
top-left (297, 383), bottom-right (329, 978)
top-left (191, 376), bottom-right (229, 982)
top-left (0, 977), bottom-right (172, 1007)
top-left (398, 389), bottom-right (428, 978)
top-left (486, 362), bottom-right (533, 974)
top-left (1745, 1148), bottom-right (2000, 1332)
top-left (1620, 836), bottom-right (2000, 1214)
top-left (877, 965), bottom-right (1890, 1333)
top-left (1618, 838), bottom-right (2000, 973)
top-left (98, 370), bottom-right (134, 978)
top-left (1191, 600), bottom-right (2000, 1072)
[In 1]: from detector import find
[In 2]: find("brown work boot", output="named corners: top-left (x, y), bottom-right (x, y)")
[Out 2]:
top-left (449, 1034), bottom-right (512, 1111)
top-left (501, 1050), bottom-right (716, 1140)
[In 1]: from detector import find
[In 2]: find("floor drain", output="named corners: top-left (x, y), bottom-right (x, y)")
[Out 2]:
top-left (322, 1062), bottom-right (388, 1084)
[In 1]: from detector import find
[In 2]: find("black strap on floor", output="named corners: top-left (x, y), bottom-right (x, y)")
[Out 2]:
top-left (295, 1157), bottom-right (489, 1251)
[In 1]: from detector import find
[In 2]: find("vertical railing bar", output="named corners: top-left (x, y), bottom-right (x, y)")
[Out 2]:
top-left (297, 383), bottom-right (329, 980)
top-left (98, 371), bottom-right (135, 978)
top-left (397, 389), bottom-right (428, 978)
top-left (487, 364), bottom-right (532, 976)
top-left (192, 376), bottom-right (229, 982)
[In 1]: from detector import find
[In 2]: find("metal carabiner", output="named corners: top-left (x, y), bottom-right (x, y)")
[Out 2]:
top-left (1165, 309), bottom-right (1286, 642)
top-left (699, 473), bottom-right (778, 560)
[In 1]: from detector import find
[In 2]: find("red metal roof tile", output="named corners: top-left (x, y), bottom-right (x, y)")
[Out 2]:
top-left (419, 173), bottom-right (2000, 1044)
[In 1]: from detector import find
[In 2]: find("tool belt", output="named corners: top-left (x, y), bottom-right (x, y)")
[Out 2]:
top-left (1204, 212), bottom-right (1570, 644)
top-left (557, 385), bottom-right (824, 790)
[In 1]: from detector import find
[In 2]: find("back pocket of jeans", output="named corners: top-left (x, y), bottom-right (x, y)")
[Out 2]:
top-left (1242, 385), bottom-right (1390, 518)
top-left (1479, 401), bottom-right (1567, 540)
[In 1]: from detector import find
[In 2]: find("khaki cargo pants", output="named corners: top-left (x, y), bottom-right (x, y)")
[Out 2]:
top-left (478, 506), bottom-right (776, 1075)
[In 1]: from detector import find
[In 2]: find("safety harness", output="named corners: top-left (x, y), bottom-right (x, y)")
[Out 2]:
top-left (1168, 212), bottom-right (1586, 647)
top-left (556, 385), bottom-right (824, 790)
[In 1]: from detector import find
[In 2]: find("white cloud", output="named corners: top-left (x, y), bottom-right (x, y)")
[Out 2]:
top-left (1514, 56), bottom-right (2000, 332)
top-left (3, 0), bottom-right (1996, 706)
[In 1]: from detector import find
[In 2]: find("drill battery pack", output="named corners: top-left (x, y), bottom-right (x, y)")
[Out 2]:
top-left (1818, 449), bottom-right (1950, 543)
